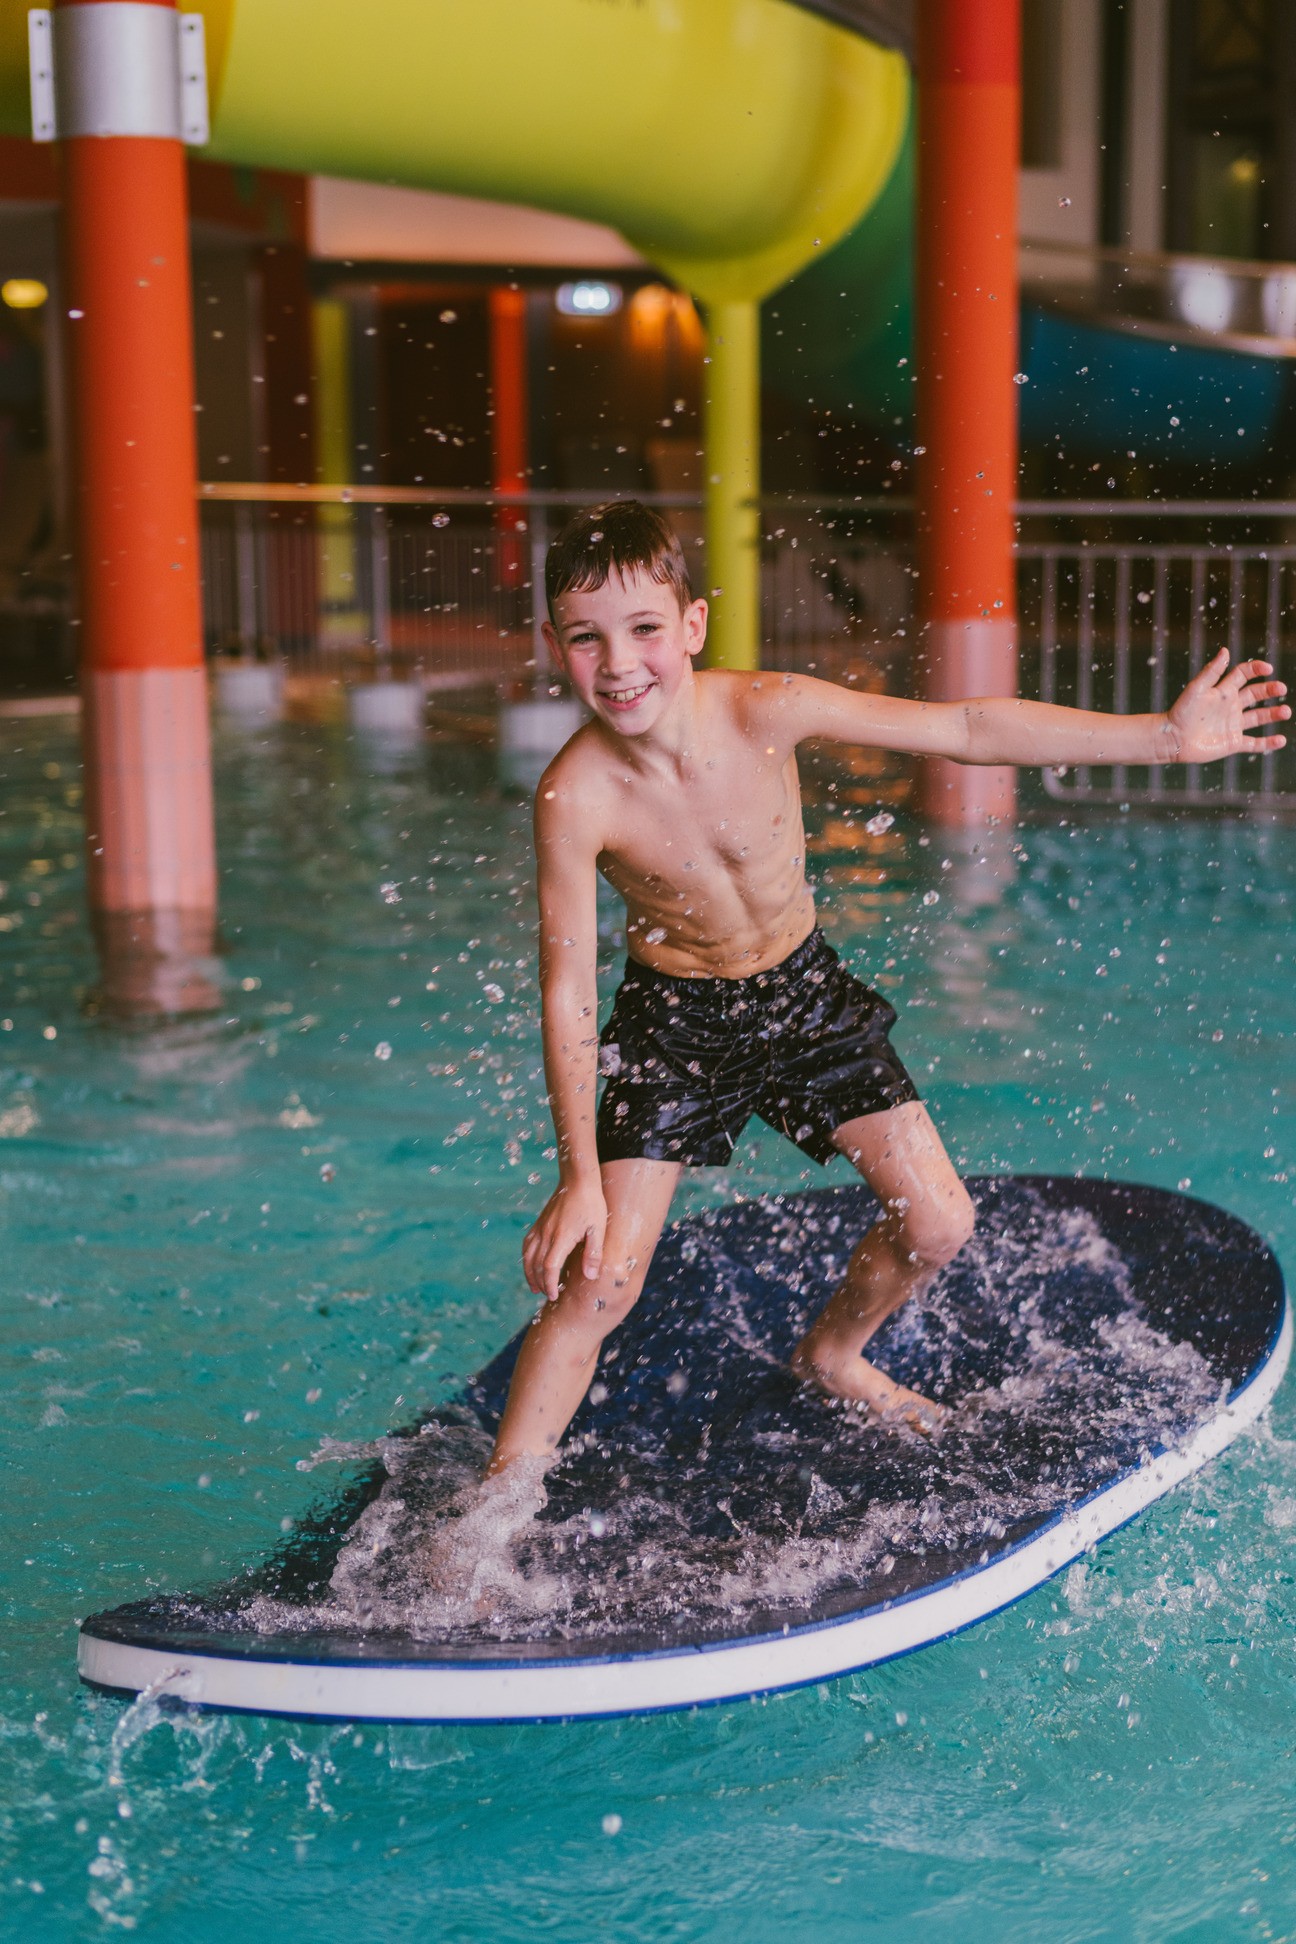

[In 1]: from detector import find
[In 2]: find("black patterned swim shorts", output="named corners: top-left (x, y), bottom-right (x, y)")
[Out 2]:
top-left (595, 927), bottom-right (919, 1168)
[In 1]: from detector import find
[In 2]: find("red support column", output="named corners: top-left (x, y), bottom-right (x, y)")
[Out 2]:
top-left (55, 0), bottom-right (217, 1011)
top-left (914, 0), bottom-right (1021, 827)
top-left (488, 286), bottom-right (528, 589)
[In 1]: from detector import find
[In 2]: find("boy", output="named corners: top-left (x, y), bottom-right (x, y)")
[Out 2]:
top-left (488, 501), bottom-right (1287, 1471)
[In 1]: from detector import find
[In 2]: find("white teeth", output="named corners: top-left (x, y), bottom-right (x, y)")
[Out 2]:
top-left (604, 683), bottom-right (653, 703)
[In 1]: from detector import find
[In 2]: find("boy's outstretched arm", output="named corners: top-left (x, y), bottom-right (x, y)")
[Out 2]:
top-left (769, 650), bottom-right (1288, 768)
top-left (522, 771), bottom-right (607, 1306)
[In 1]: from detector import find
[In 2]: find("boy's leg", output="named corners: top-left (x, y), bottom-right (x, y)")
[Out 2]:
top-left (488, 1157), bottom-right (681, 1473)
top-left (791, 1100), bottom-right (974, 1430)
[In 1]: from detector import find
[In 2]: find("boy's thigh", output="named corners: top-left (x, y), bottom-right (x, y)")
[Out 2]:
top-left (830, 1099), bottom-right (964, 1216)
top-left (594, 1156), bottom-right (682, 1279)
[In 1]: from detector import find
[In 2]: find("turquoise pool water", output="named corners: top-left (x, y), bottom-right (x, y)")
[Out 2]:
top-left (2, 714), bottom-right (1294, 1941)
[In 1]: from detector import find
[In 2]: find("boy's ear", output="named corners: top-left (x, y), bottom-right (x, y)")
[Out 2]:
top-left (541, 619), bottom-right (564, 667)
top-left (684, 598), bottom-right (708, 659)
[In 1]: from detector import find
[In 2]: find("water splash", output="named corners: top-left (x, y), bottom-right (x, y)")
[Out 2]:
top-left (238, 1188), bottom-right (1221, 1650)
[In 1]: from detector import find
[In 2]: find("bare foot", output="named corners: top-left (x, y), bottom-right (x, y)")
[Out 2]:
top-left (790, 1345), bottom-right (949, 1437)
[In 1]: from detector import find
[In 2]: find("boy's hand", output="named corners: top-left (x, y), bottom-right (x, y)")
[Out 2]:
top-left (523, 1175), bottom-right (607, 1304)
top-left (1166, 650), bottom-right (1289, 763)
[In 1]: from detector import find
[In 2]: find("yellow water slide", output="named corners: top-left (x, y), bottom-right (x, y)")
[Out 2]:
top-left (0, 0), bottom-right (908, 664)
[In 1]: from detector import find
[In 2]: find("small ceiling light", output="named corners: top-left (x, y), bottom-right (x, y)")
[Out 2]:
top-left (2, 278), bottom-right (48, 310)
top-left (556, 280), bottom-right (622, 318)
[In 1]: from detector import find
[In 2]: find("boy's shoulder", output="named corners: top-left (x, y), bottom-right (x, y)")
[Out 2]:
top-left (693, 666), bottom-right (778, 720)
top-left (535, 720), bottom-right (615, 818)
top-left (696, 666), bottom-right (814, 734)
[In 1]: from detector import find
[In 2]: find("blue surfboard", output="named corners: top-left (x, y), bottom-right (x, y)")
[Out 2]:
top-left (78, 1177), bottom-right (1288, 1722)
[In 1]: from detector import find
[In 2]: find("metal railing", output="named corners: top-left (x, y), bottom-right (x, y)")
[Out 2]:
top-left (1024, 540), bottom-right (1296, 807)
top-left (198, 485), bottom-right (1296, 807)
top-left (1021, 237), bottom-right (1296, 352)
top-left (197, 485), bottom-right (910, 688)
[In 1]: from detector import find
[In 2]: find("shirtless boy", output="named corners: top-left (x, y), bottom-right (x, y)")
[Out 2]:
top-left (488, 501), bottom-right (1288, 1472)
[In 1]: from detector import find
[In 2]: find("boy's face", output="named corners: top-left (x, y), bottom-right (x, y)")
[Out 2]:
top-left (543, 568), bottom-right (707, 737)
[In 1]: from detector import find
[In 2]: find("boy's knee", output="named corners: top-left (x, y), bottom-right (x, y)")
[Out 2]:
top-left (897, 1187), bottom-right (975, 1269)
top-left (559, 1252), bottom-right (646, 1331)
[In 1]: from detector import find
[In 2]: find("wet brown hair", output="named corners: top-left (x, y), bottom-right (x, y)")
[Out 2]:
top-left (544, 499), bottom-right (692, 620)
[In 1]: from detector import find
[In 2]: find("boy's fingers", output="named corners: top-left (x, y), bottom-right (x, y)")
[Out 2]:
top-left (545, 1230), bottom-right (576, 1303)
top-left (582, 1218), bottom-right (606, 1278)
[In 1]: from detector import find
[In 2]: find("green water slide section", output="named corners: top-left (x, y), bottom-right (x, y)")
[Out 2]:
top-left (764, 110), bottom-right (914, 430)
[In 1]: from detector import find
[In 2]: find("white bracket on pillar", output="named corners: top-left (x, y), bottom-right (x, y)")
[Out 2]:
top-left (27, 10), bottom-right (55, 141)
top-left (178, 15), bottom-right (209, 145)
top-left (28, 5), bottom-right (209, 145)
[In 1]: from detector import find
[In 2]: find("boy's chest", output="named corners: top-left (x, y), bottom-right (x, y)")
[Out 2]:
top-left (600, 754), bottom-right (804, 886)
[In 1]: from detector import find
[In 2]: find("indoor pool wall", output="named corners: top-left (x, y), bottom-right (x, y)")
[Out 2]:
top-left (1, 715), bottom-right (1293, 1942)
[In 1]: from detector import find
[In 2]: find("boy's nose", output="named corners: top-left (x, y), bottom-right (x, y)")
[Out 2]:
top-left (600, 636), bottom-right (641, 676)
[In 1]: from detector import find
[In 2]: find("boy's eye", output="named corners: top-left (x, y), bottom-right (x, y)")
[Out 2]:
top-left (633, 623), bottom-right (661, 636)
top-left (568, 632), bottom-right (599, 647)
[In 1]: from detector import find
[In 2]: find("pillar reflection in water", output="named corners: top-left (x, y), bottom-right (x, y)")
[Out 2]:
top-left (924, 826), bottom-right (1021, 1036)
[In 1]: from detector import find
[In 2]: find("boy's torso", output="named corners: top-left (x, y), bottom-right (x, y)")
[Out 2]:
top-left (560, 671), bottom-right (818, 980)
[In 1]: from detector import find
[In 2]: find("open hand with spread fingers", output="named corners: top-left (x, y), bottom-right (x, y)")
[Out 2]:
top-left (1165, 649), bottom-right (1290, 763)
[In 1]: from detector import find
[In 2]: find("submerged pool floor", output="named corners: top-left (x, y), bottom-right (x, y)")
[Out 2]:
top-left (2, 715), bottom-right (1294, 1940)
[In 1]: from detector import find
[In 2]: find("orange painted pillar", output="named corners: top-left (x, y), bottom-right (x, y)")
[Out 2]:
top-left (914, 0), bottom-right (1021, 826)
top-left (50, 0), bottom-right (217, 1010)
top-left (489, 286), bottom-right (528, 589)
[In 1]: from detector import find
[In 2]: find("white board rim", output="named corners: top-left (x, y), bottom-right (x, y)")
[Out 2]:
top-left (76, 1296), bottom-right (1291, 1724)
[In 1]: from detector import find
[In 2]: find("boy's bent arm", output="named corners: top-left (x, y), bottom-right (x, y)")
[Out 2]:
top-left (526, 775), bottom-right (607, 1303)
top-left (766, 653), bottom-right (1287, 769)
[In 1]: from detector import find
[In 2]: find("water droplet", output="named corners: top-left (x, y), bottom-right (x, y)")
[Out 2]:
top-left (602, 1813), bottom-right (623, 1835)
top-left (432, 512), bottom-right (450, 528)
top-left (865, 812), bottom-right (894, 835)
top-left (483, 983), bottom-right (505, 1003)
top-left (375, 1041), bottom-right (392, 1061)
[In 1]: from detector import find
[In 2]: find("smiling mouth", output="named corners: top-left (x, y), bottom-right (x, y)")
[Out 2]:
top-left (599, 680), bottom-right (657, 707)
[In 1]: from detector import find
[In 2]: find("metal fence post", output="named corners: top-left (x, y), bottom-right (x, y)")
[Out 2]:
top-left (234, 501), bottom-right (258, 656)
top-left (370, 503), bottom-right (391, 679)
